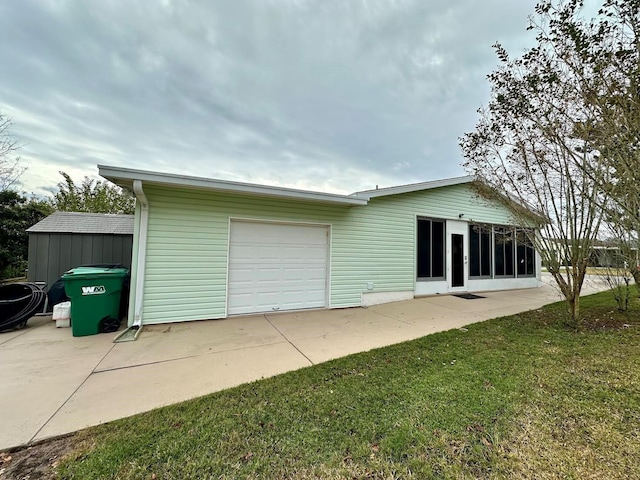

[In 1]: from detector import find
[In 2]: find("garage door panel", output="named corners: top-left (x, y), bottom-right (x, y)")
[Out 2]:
top-left (256, 291), bottom-right (279, 302)
top-left (228, 266), bottom-right (255, 282)
top-left (229, 245), bottom-right (255, 260)
top-left (256, 267), bottom-right (281, 281)
top-left (228, 222), bottom-right (328, 315)
top-left (257, 246), bottom-right (281, 259)
top-left (282, 296), bottom-right (324, 309)
top-left (227, 293), bottom-right (253, 312)
top-left (283, 268), bottom-right (305, 280)
top-left (307, 267), bottom-right (326, 280)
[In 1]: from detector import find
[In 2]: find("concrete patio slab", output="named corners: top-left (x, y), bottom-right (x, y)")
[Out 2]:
top-left (0, 316), bottom-right (50, 346)
top-left (0, 277), bottom-right (612, 451)
top-left (369, 298), bottom-right (479, 324)
top-left (96, 315), bottom-right (285, 372)
top-left (266, 307), bottom-right (392, 341)
top-left (0, 343), bottom-right (114, 449)
top-left (0, 318), bottom-right (114, 365)
top-left (34, 342), bottom-right (311, 442)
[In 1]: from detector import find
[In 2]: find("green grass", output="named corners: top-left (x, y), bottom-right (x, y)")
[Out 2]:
top-left (58, 291), bottom-right (640, 479)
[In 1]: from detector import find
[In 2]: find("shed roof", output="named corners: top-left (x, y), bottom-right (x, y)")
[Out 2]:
top-left (27, 212), bottom-right (134, 235)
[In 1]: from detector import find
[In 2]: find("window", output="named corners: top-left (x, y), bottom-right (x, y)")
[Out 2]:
top-left (494, 226), bottom-right (515, 277)
top-left (516, 229), bottom-right (535, 276)
top-left (417, 218), bottom-right (445, 279)
top-left (469, 224), bottom-right (492, 277)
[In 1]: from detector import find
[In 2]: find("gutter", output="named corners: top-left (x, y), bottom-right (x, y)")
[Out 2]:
top-left (113, 179), bottom-right (148, 342)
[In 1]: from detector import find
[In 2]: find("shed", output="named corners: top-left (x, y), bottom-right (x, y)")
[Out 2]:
top-left (26, 212), bottom-right (134, 290)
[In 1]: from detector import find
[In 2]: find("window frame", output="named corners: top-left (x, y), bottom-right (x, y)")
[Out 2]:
top-left (469, 223), bottom-right (493, 278)
top-left (516, 228), bottom-right (536, 277)
top-left (493, 225), bottom-right (516, 278)
top-left (416, 217), bottom-right (446, 281)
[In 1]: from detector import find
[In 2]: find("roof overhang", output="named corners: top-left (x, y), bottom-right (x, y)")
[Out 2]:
top-left (352, 175), bottom-right (475, 200)
top-left (98, 165), bottom-right (369, 206)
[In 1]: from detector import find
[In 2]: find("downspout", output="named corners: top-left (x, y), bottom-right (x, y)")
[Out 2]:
top-left (132, 179), bottom-right (149, 328)
top-left (114, 179), bottom-right (148, 342)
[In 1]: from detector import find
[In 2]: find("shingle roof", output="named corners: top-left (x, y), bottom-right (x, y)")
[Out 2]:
top-left (26, 212), bottom-right (134, 234)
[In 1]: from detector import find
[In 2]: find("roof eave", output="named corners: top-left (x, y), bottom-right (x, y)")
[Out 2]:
top-left (353, 175), bottom-right (475, 199)
top-left (98, 165), bottom-right (368, 206)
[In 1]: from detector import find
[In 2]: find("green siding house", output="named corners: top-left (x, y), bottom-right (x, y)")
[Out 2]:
top-left (99, 166), bottom-right (541, 327)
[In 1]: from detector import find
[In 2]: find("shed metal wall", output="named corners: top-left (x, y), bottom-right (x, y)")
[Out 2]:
top-left (27, 233), bottom-right (133, 290)
top-left (137, 183), bottom-right (517, 324)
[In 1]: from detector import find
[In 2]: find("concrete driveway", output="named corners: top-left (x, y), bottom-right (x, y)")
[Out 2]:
top-left (0, 276), bottom-right (608, 451)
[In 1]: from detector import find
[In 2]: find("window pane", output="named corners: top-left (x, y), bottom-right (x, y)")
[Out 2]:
top-left (480, 228), bottom-right (491, 276)
top-left (417, 219), bottom-right (431, 277)
top-left (494, 228), bottom-right (505, 276)
top-left (517, 243), bottom-right (526, 275)
top-left (431, 221), bottom-right (445, 277)
top-left (526, 244), bottom-right (535, 275)
top-left (515, 229), bottom-right (535, 276)
top-left (516, 229), bottom-right (525, 275)
top-left (469, 225), bottom-right (480, 277)
top-left (524, 229), bottom-right (535, 275)
top-left (505, 229), bottom-right (514, 276)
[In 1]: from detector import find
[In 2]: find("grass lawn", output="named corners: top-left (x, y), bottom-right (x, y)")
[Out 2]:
top-left (17, 291), bottom-right (640, 479)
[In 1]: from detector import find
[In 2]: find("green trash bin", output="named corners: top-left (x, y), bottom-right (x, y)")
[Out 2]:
top-left (63, 267), bottom-right (129, 337)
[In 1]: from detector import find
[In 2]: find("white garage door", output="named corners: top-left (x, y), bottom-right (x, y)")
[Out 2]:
top-left (227, 221), bottom-right (328, 315)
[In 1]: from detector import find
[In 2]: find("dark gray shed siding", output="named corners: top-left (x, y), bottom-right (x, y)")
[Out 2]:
top-left (27, 233), bottom-right (133, 290)
top-left (26, 212), bottom-right (134, 291)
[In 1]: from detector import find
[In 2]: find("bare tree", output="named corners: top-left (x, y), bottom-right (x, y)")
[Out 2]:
top-left (460, 0), bottom-right (617, 328)
top-left (0, 111), bottom-right (25, 191)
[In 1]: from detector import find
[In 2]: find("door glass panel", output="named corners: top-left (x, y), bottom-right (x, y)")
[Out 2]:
top-left (452, 234), bottom-right (464, 287)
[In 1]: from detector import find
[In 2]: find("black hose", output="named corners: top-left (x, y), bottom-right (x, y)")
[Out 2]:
top-left (0, 283), bottom-right (47, 332)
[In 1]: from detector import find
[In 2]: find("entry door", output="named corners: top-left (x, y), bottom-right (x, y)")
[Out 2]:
top-left (451, 234), bottom-right (465, 288)
top-left (227, 221), bottom-right (328, 315)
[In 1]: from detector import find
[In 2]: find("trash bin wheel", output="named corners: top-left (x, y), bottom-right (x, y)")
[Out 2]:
top-left (101, 316), bottom-right (121, 333)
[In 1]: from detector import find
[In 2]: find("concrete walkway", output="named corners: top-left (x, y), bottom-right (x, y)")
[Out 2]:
top-left (0, 275), bottom-right (608, 451)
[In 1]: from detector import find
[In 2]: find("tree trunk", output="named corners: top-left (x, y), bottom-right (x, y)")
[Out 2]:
top-left (566, 294), bottom-right (580, 330)
top-left (633, 268), bottom-right (640, 295)
top-left (551, 271), bottom-right (582, 329)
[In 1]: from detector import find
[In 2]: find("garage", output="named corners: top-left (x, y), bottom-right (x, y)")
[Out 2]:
top-left (227, 221), bottom-right (329, 315)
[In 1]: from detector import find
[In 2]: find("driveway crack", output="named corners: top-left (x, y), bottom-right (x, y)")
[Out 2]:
top-left (264, 315), bottom-right (315, 366)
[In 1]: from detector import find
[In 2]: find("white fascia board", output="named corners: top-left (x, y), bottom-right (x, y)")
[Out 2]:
top-left (98, 165), bottom-right (368, 206)
top-left (352, 175), bottom-right (475, 200)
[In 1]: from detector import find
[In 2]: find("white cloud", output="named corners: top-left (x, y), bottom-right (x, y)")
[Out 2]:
top-left (0, 0), bottom-right (543, 196)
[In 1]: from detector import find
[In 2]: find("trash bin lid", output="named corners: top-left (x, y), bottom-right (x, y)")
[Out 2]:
top-left (63, 267), bottom-right (129, 278)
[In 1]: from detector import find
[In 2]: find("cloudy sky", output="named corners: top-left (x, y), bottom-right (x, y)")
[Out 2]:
top-left (1, 0), bottom-right (541, 196)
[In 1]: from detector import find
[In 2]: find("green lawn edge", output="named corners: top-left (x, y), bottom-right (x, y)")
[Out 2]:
top-left (57, 291), bottom-right (640, 479)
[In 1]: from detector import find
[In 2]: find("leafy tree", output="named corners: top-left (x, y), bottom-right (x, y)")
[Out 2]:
top-left (49, 171), bottom-right (135, 214)
top-left (0, 190), bottom-right (52, 280)
top-left (0, 111), bottom-right (25, 191)
top-left (459, 0), bottom-right (627, 328)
